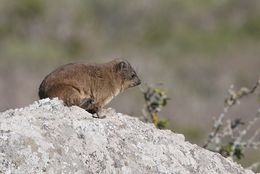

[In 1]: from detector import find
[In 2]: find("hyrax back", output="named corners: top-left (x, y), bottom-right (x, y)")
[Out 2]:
top-left (38, 59), bottom-right (141, 114)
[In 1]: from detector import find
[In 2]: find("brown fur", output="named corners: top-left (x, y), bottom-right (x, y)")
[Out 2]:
top-left (38, 58), bottom-right (141, 114)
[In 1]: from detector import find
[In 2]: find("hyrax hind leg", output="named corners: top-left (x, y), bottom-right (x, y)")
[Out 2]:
top-left (46, 84), bottom-right (84, 107)
top-left (79, 97), bottom-right (94, 108)
top-left (46, 84), bottom-right (104, 118)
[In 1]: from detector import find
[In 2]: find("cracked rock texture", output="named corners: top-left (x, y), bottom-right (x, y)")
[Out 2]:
top-left (0, 98), bottom-right (254, 174)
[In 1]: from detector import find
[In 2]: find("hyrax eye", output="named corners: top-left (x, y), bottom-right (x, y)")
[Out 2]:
top-left (131, 74), bottom-right (136, 79)
top-left (117, 61), bottom-right (127, 71)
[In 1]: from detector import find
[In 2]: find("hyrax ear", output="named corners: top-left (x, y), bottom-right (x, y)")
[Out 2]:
top-left (116, 61), bottom-right (128, 71)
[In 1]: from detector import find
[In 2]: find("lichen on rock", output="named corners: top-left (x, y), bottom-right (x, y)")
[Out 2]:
top-left (0, 98), bottom-right (254, 174)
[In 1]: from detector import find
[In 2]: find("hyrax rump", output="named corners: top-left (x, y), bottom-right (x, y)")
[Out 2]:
top-left (38, 58), bottom-right (141, 115)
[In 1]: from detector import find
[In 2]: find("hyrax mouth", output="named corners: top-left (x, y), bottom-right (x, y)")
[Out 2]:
top-left (131, 79), bottom-right (141, 87)
top-left (136, 79), bottom-right (141, 86)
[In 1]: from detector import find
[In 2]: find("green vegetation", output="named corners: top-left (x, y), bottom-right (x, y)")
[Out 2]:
top-left (1, 0), bottom-right (260, 63)
top-left (141, 84), bottom-right (170, 127)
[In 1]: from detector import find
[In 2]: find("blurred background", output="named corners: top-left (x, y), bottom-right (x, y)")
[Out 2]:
top-left (0, 0), bottom-right (259, 169)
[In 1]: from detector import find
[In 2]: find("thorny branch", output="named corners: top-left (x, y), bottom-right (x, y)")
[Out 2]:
top-left (203, 77), bottom-right (260, 149)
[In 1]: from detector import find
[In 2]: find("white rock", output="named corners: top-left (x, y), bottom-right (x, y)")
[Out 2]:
top-left (0, 98), bottom-right (254, 174)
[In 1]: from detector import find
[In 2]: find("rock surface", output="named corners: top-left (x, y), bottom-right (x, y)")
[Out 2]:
top-left (0, 98), bottom-right (254, 174)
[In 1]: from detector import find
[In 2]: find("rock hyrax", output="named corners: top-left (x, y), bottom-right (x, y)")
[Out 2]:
top-left (38, 58), bottom-right (141, 116)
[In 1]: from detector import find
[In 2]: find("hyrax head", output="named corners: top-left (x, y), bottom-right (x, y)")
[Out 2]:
top-left (113, 59), bottom-right (141, 90)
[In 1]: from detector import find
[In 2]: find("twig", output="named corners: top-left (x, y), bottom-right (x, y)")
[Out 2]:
top-left (203, 77), bottom-right (260, 149)
top-left (230, 111), bottom-right (260, 156)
